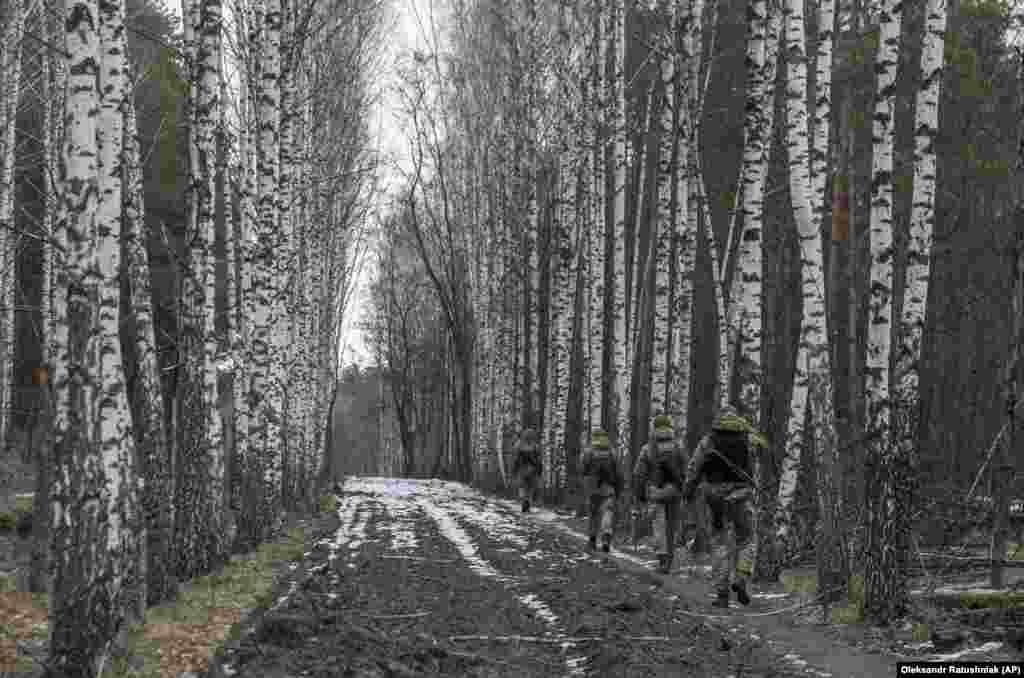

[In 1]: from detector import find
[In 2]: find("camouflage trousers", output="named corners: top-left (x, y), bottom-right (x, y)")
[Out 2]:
top-left (587, 493), bottom-right (617, 539)
top-left (652, 499), bottom-right (682, 557)
top-left (705, 483), bottom-right (755, 594)
top-left (517, 468), bottom-right (539, 504)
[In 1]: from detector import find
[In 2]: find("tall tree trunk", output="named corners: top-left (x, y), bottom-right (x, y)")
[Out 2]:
top-left (894, 0), bottom-right (945, 584)
top-left (750, 0), bottom-right (782, 583)
top-left (124, 90), bottom-right (175, 611)
top-left (610, 0), bottom-right (629, 463)
top-left (862, 0), bottom-right (904, 625)
top-left (808, 0), bottom-right (848, 610)
top-left (588, 7), bottom-right (607, 431)
top-left (252, 0), bottom-right (284, 540)
top-left (50, 0), bottom-right (139, 670)
top-left (651, 9), bottom-right (676, 415)
top-left (0, 0), bottom-right (25, 453)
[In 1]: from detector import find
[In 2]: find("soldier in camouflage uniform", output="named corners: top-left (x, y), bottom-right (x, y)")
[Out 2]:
top-left (580, 430), bottom-right (623, 552)
top-left (633, 414), bottom-right (687, 574)
top-left (682, 405), bottom-right (766, 608)
top-left (512, 427), bottom-right (542, 513)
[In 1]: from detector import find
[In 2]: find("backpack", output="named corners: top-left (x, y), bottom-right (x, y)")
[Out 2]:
top-left (586, 448), bottom-right (618, 487)
top-left (703, 431), bottom-right (751, 484)
top-left (651, 439), bottom-right (681, 487)
top-left (516, 444), bottom-right (540, 471)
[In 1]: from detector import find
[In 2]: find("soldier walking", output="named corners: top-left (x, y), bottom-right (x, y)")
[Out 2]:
top-left (580, 430), bottom-right (622, 553)
top-left (512, 427), bottom-right (542, 513)
top-left (681, 405), bottom-right (764, 608)
top-left (633, 414), bottom-right (687, 574)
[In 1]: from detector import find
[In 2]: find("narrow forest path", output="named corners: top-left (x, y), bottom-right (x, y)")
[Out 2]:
top-left (203, 478), bottom-right (1015, 678)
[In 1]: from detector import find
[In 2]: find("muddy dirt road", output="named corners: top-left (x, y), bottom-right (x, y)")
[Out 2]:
top-left (205, 477), bottom-right (922, 677)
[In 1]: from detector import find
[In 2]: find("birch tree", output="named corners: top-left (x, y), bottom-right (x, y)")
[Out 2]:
top-left (587, 5), bottom-right (607, 430)
top-left (862, 0), bottom-right (905, 625)
top-left (252, 0), bottom-right (286, 537)
top-left (0, 0), bottom-right (26, 453)
top-left (124, 85), bottom-right (175, 607)
top-left (651, 2), bottom-right (676, 415)
top-left (611, 0), bottom-right (629, 460)
top-left (50, 0), bottom-right (139, 669)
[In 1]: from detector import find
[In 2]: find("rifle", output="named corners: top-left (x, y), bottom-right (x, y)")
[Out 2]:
top-left (630, 499), bottom-right (642, 553)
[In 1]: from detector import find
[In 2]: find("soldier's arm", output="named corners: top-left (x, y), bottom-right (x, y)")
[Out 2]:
top-left (632, 446), bottom-right (650, 499)
top-left (579, 449), bottom-right (591, 475)
top-left (681, 436), bottom-right (711, 501)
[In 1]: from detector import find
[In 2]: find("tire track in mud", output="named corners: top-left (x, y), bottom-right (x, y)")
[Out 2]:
top-left (417, 496), bottom-right (590, 677)
top-left (444, 490), bottom-right (808, 678)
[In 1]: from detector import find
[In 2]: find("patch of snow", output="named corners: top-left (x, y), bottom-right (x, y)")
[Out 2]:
top-left (347, 502), bottom-right (373, 551)
top-left (376, 493), bottom-right (421, 552)
top-left (905, 641), bottom-right (932, 650)
top-left (754, 593), bottom-right (791, 600)
top-left (929, 641), bottom-right (1004, 662)
top-left (911, 581), bottom-right (1014, 596)
top-left (782, 653), bottom-right (808, 668)
top-left (418, 497), bottom-right (588, 676)
top-left (444, 500), bottom-right (532, 549)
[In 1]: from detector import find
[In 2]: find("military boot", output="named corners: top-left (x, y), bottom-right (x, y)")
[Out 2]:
top-left (712, 590), bottom-right (730, 608)
top-left (522, 500), bottom-right (530, 513)
top-left (587, 535), bottom-right (597, 551)
top-left (731, 580), bottom-right (751, 606)
top-left (601, 533), bottom-right (611, 553)
top-left (656, 554), bottom-right (671, 574)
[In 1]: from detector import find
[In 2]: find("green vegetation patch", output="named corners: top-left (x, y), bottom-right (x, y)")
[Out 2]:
top-left (108, 524), bottom-right (308, 678)
top-left (783, 571), bottom-right (865, 624)
top-left (319, 493), bottom-right (338, 514)
top-left (958, 590), bottom-right (1024, 610)
top-left (781, 571), bottom-right (818, 595)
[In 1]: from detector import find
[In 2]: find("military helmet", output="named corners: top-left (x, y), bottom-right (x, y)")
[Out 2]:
top-left (712, 405), bottom-right (750, 433)
top-left (652, 414), bottom-right (673, 433)
top-left (591, 430), bottom-right (610, 450)
top-left (521, 427), bottom-right (538, 443)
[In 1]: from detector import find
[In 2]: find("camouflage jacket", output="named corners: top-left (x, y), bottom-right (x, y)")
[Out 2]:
top-left (633, 431), bottom-right (686, 501)
top-left (681, 432), bottom-right (757, 501)
top-left (512, 440), bottom-right (542, 475)
top-left (580, 446), bottom-right (623, 496)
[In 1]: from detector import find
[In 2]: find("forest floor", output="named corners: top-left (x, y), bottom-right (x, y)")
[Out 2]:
top-left (0, 474), bottom-right (1022, 677)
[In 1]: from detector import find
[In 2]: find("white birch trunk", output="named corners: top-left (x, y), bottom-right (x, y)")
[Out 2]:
top-left (252, 0), bottom-right (284, 536)
top-left (896, 0), bottom-right (945, 444)
top-left (611, 0), bottom-right (629, 460)
top-left (50, 0), bottom-right (137, 668)
top-left (777, 0), bottom-right (836, 547)
top-left (862, 0), bottom-right (904, 624)
top-left (588, 7), bottom-right (607, 430)
top-left (733, 0), bottom-right (779, 420)
top-left (651, 14), bottom-right (676, 415)
top-left (124, 91), bottom-right (176, 606)
top-left (0, 0), bottom-right (25, 451)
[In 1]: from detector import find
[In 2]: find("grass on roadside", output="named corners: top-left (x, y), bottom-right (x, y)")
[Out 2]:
top-left (0, 504), bottom-right (329, 678)
top-left (110, 524), bottom-right (308, 678)
top-left (781, 571), bottom-right (865, 624)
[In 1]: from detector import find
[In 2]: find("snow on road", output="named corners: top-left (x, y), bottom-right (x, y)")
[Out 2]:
top-left (346, 477), bottom-right (589, 677)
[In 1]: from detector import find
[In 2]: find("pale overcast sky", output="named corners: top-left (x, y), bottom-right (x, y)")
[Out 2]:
top-left (162, 0), bottom-right (433, 370)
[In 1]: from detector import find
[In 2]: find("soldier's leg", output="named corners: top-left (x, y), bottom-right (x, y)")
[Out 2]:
top-left (733, 497), bottom-right (755, 579)
top-left (587, 494), bottom-right (600, 539)
top-left (665, 500), bottom-right (679, 563)
top-left (706, 489), bottom-right (731, 598)
top-left (695, 485), bottom-right (712, 554)
top-left (653, 501), bottom-right (669, 556)
top-left (728, 496), bottom-right (755, 605)
top-left (599, 495), bottom-right (616, 541)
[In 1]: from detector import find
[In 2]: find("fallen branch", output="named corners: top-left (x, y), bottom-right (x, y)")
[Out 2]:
top-left (381, 555), bottom-right (456, 563)
top-left (449, 634), bottom-right (671, 643)
top-left (371, 611), bottom-right (431, 620)
top-left (916, 552), bottom-right (1024, 567)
